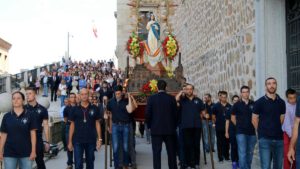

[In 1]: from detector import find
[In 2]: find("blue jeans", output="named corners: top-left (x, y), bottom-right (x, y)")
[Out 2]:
top-left (258, 138), bottom-right (283, 169)
top-left (236, 134), bottom-right (257, 169)
top-left (43, 83), bottom-right (48, 96)
top-left (65, 124), bottom-right (73, 166)
top-left (112, 123), bottom-right (130, 168)
top-left (202, 120), bottom-right (215, 152)
top-left (4, 157), bottom-right (32, 169)
top-left (73, 142), bottom-right (96, 169)
top-left (60, 95), bottom-right (67, 107)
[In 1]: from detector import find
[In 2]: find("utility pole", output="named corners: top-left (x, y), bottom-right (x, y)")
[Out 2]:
top-left (67, 32), bottom-right (70, 59)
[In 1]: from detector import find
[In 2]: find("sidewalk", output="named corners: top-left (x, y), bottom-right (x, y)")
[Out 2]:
top-left (45, 137), bottom-right (259, 169)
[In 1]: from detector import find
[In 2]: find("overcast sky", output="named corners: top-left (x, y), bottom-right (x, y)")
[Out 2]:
top-left (0, 0), bottom-right (117, 74)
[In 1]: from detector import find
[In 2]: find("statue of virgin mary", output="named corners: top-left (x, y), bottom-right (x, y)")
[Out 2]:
top-left (145, 14), bottom-right (163, 67)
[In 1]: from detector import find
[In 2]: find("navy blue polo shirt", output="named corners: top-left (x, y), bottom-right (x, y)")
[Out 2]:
top-left (0, 110), bottom-right (38, 158)
top-left (231, 100), bottom-right (256, 135)
top-left (205, 103), bottom-right (214, 120)
top-left (25, 103), bottom-right (48, 138)
top-left (69, 104), bottom-right (101, 143)
top-left (225, 105), bottom-right (235, 134)
top-left (63, 105), bottom-right (76, 125)
top-left (253, 95), bottom-right (286, 140)
top-left (107, 98), bottom-right (131, 123)
top-left (179, 97), bottom-right (205, 129)
top-left (212, 102), bottom-right (232, 131)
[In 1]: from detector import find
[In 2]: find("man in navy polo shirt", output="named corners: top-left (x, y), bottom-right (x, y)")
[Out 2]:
top-left (68, 88), bottom-right (102, 169)
top-left (25, 87), bottom-right (50, 169)
top-left (63, 93), bottom-right (77, 169)
top-left (252, 77), bottom-right (286, 169)
top-left (107, 85), bottom-right (136, 169)
top-left (203, 93), bottom-right (215, 153)
top-left (212, 91), bottom-right (230, 162)
top-left (225, 95), bottom-right (239, 169)
top-left (176, 84), bottom-right (205, 169)
top-left (231, 86), bottom-right (256, 169)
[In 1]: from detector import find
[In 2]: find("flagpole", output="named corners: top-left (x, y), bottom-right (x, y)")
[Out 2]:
top-left (67, 32), bottom-right (70, 59)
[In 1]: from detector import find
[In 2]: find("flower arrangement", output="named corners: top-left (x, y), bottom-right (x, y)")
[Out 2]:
top-left (162, 34), bottom-right (179, 61)
top-left (165, 65), bottom-right (175, 78)
top-left (127, 32), bottom-right (144, 58)
top-left (140, 79), bottom-right (158, 96)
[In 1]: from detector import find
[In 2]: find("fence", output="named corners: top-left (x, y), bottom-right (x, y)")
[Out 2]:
top-left (0, 77), bottom-right (6, 93)
top-left (0, 62), bottom-right (60, 94)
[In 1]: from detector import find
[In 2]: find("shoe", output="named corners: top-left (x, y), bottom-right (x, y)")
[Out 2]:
top-left (225, 157), bottom-right (230, 161)
top-left (66, 165), bottom-right (72, 169)
top-left (219, 160), bottom-right (224, 163)
top-left (232, 162), bottom-right (237, 169)
top-left (195, 165), bottom-right (200, 169)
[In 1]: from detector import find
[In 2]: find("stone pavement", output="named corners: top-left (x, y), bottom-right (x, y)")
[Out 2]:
top-left (45, 136), bottom-right (260, 169)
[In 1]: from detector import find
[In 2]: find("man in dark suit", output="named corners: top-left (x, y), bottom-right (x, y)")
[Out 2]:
top-left (98, 96), bottom-right (108, 145)
top-left (99, 81), bottom-right (113, 102)
top-left (146, 80), bottom-right (178, 169)
top-left (49, 71), bottom-right (60, 102)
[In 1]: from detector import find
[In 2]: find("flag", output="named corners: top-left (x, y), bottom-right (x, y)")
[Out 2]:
top-left (92, 24), bottom-right (98, 38)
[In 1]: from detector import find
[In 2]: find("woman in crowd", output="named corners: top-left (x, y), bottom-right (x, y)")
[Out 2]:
top-left (0, 91), bottom-right (37, 169)
top-left (59, 79), bottom-right (68, 107)
top-left (78, 74), bottom-right (87, 90)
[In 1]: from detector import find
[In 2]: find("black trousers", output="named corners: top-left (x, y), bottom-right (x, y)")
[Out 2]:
top-left (229, 131), bottom-right (238, 162)
top-left (151, 135), bottom-right (177, 169)
top-left (36, 137), bottom-right (46, 169)
top-left (61, 123), bottom-right (67, 150)
top-left (216, 130), bottom-right (229, 161)
top-left (139, 123), bottom-right (145, 137)
top-left (51, 88), bottom-right (58, 101)
top-left (182, 128), bottom-right (201, 168)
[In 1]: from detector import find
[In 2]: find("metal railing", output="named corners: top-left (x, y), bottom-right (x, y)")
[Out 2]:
top-left (0, 62), bottom-right (60, 94)
top-left (0, 76), bottom-right (6, 94)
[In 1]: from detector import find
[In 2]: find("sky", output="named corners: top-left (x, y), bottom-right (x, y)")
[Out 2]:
top-left (0, 0), bottom-right (117, 74)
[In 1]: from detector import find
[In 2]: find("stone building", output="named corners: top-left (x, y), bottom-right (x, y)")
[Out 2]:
top-left (116, 0), bottom-right (294, 100)
top-left (0, 37), bottom-right (11, 75)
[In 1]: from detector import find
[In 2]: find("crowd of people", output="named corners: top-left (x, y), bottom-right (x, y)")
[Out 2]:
top-left (2, 57), bottom-right (300, 169)
top-left (152, 77), bottom-right (299, 169)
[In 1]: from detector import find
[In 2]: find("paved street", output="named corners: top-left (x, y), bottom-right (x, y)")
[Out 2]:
top-left (46, 136), bottom-right (260, 169)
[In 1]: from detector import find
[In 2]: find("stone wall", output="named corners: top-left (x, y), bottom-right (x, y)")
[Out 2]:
top-left (169, 0), bottom-right (256, 100)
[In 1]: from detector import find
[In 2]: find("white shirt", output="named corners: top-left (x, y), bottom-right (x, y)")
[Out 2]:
top-left (59, 84), bottom-right (67, 96)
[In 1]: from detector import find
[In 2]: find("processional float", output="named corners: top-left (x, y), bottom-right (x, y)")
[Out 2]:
top-left (104, 0), bottom-right (215, 168)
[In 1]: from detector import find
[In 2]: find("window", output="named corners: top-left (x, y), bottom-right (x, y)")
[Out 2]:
top-left (4, 55), bottom-right (7, 60)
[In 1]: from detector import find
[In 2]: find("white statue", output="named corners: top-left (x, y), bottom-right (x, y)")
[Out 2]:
top-left (145, 14), bottom-right (163, 67)
top-left (71, 81), bottom-right (78, 94)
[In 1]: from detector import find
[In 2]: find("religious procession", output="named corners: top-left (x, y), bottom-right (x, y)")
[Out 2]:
top-left (0, 0), bottom-right (299, 169)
